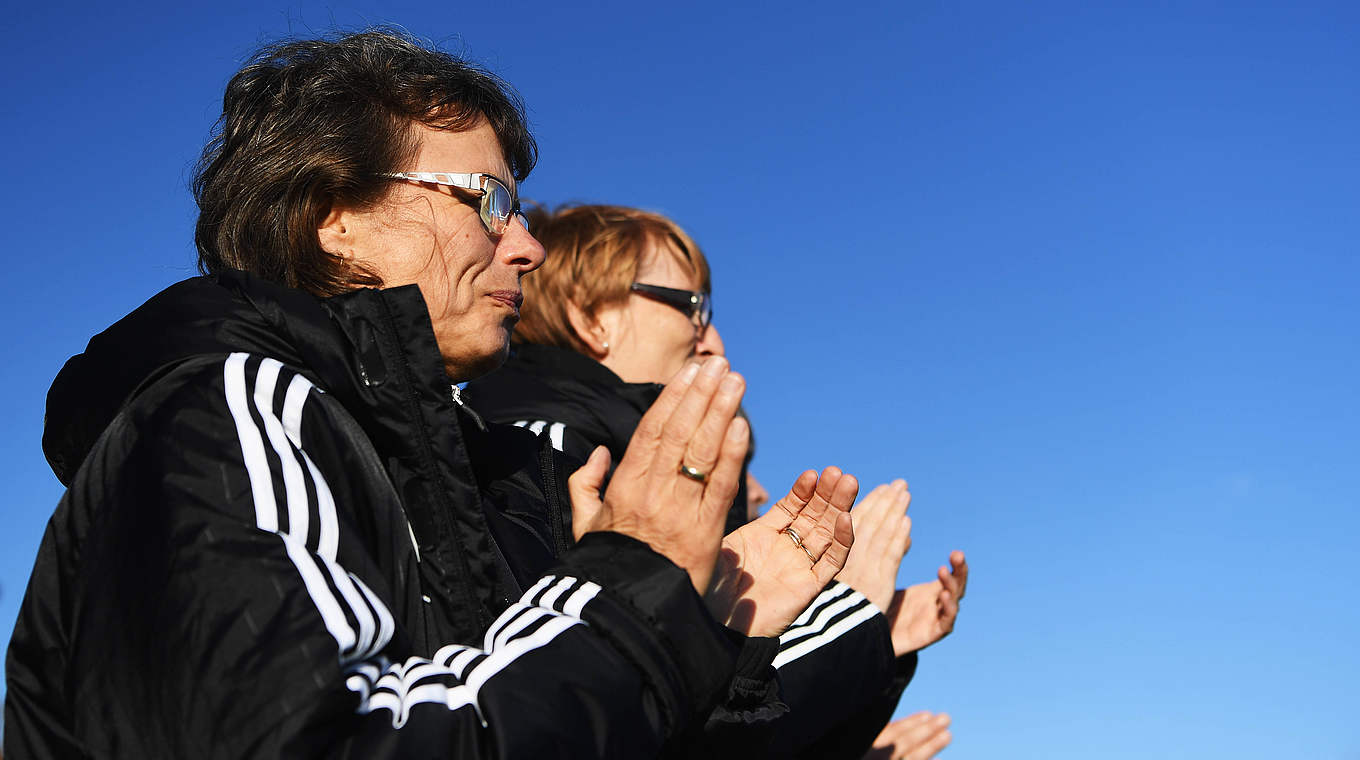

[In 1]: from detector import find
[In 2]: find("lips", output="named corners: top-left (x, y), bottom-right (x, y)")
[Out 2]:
top-left (488, 290), bottom-right (523, 312)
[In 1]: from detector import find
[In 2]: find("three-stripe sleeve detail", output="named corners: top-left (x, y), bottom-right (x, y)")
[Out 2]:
top-left (224, 353), bottom-right (388, 666)
top-left (347, 577), bottom-right (601, 727)
top-left (512, 419), bottom-right (567, 452)
top-left (222, 352), bottom-right (603, 728)
top-left (773, 581), bottom-right (881, 668)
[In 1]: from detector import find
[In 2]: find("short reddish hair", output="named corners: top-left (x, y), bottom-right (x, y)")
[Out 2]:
top-left (515, 204), bottom-right (710, 353)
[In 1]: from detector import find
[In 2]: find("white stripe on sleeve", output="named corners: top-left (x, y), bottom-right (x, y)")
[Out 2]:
top-left (224, 353), bottom-right (279, 533)
top-left (773, 581), bottom-right (879, 669)
top-left (773, 604), bottom-right (880, 668)
top-left (222, 353), bottom-right (607, 729)
top-left (254, 358), bottom-right (309, 543)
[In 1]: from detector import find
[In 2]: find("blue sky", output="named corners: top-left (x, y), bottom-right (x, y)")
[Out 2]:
top-left (2, 1), bottom-right (1356, 757)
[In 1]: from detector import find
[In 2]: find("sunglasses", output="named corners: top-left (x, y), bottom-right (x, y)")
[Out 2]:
top-left (383, 171), bottom-right (528, 235)
top-left (630, 283), bottom-right (713, 331)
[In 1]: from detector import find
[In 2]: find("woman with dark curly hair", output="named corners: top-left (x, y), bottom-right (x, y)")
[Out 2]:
top-left (5, 32), bottom-right (852, 759)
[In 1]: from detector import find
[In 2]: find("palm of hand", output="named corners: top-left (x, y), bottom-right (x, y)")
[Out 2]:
top-left (709, 523), bottom-right (826, 636)
top-left (887, 580), bottom-right (947, 654)
top-left (705, 467), bottom-right (857, 638)
top-left (887, 552), bottom-right (968, 654)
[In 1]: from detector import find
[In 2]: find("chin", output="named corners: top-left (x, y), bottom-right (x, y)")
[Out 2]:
top-left (449, 333), bottom-right (511, 383)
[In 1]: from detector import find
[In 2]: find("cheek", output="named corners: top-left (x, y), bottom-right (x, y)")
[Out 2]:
top-left (671, 319), bottom-right (697, 351)
top-left (433, 240), bottom-right (493, 311)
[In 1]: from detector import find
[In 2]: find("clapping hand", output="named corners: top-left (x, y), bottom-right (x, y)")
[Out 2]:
top-left (863, 712), bottom-right (952, 760)
top-left (835, 480), bottom-right (913, 613)
top-left (568, 357), bottom-right (749, 593)
top-left (706, 467), bottom-right (856, 637)
top-left (886, 551), bottom-right (969, 654)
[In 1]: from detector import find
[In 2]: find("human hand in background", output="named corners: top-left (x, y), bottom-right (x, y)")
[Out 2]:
top-left (863, 712), bottom-right (952, 760)
top-left (568, 356), bottom-right (748, 593)
top-left (706, 467), bottom-right (856, 637)
top-left (835, 479), bottom-right (913, 613)
top-left (886, 551), bottom-right (969, 655)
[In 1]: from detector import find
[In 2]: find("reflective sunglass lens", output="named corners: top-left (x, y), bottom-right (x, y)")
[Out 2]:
top-left (480, 177), bottom-right (520, 235)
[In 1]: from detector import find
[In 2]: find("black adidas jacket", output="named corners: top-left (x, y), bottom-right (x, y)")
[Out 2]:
top-left (465, 344), bottom-right (917, 758)
top-left (5, 273), bottom-right (751, 758)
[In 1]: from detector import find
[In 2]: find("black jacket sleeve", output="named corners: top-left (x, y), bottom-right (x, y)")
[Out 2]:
top-left (766, 582), bottom-right (915, 758)
top-left (5, 356), bottom-right (738, 759)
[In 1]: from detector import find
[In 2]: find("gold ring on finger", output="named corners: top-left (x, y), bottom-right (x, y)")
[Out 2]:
top-left (678, 463), bottom-right (708, 484)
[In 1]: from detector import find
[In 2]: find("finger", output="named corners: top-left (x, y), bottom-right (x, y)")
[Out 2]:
top-left (891, 710), bottom-right (935, 730)
top-left (873, 711), bottom-right (935, 747)
top-left (937, 588), bottom-right (957, 634)
top-left (812, 471), bottom-right (859, 546)
top-left (759, 470), bottom-right (818, 528)
top-left (938, 564), bottom-right (955, 593)
top-left (812, 510), bottom-right (854, 585)
top-left (939, 557), bottom-right (966, 600)
top-left (622, 361), bottom-right (700, 465)
top-left (787, 466), bottom-right (842, 540)
top-left (870, 480), bottom-right (909, 540)
top-left (567, 446), bottom-right (611, 540)
top-left (852, 483), bottom-right (896, 535)
top-left (699, 416), bottom-right (749, 525)
top-left (654, 356), bottom-right (730, 473)
top-left (795, 509), bottom-right (837, 560)
top-left (895, 515), bottom-right (913, 558)
top-left (916, 731), bottom-right (952, 760)
top-left (903, 715), bottom-right (952, 760)
top-left (950, 550), bottom-right (969, 599)
top-left (849, 480), bottom-right (904, 562)
top-left (895, 710), bottom-right (947, 742)
top-left (680, 371), bottom-right (746, 479)
top-left (828, 471), bottom-right (860, 514)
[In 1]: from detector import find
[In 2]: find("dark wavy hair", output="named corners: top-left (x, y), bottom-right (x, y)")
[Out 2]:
top-left (192, 29), bottom-right (538, 296)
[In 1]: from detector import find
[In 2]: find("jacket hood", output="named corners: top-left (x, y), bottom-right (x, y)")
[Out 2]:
top-left (43, 272), bottom-right (359, 485)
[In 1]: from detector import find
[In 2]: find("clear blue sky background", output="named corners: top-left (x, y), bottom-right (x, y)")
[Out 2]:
top-left (2, 1), bottom-right (1356, 757)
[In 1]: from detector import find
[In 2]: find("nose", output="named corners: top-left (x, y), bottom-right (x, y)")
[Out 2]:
top-left (498, 219), bottom-right (546, 273)
top-left (745, 472), bottom-right (770, 519)
top-left (695, 321), bottom-right (725, 357)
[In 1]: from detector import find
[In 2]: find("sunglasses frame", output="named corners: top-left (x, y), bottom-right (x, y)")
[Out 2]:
top-left (382, 171), bottom-right (528, 235)
top-left (629, 282), bottom-right (713, 331)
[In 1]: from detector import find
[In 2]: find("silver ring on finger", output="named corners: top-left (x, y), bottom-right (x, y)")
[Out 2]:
top-left (782, 527), bottom-right (817, 566)
top-left (677, 463), bottom-right (708, 484)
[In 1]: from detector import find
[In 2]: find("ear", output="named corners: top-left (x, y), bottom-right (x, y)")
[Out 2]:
top-left (317, 201), bottom-right (359, 258)
top-left (566, 300), bottom-right (612, 358)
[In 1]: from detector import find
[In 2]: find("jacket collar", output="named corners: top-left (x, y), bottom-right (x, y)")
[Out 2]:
top-left (464, 344), bottom-right (664, 455)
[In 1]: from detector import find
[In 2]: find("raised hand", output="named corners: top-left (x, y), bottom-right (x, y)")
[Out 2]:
top-left (568, 356), bottom-right (749, 593)
top-left (705, 467), bottom-right (856, 637)
top-left (835, 479), bottom-right (913, 613)
top-left (885, 551), bottom-right (969, 655)
top-left (863, 712), bottom-right (952, 760)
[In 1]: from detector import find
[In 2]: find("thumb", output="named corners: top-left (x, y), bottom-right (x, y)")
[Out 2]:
top-left (568, 446), bottom-right (611, 540)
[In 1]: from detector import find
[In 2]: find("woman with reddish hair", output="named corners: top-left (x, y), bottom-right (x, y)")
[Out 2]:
top-left (467, 203), bottom-right (969, 758)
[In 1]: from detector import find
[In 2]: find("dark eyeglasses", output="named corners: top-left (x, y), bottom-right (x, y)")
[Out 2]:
top-left (383, 171), bottom-right (528, 235)
top-left (630, 283), bottom-right (713, 331)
